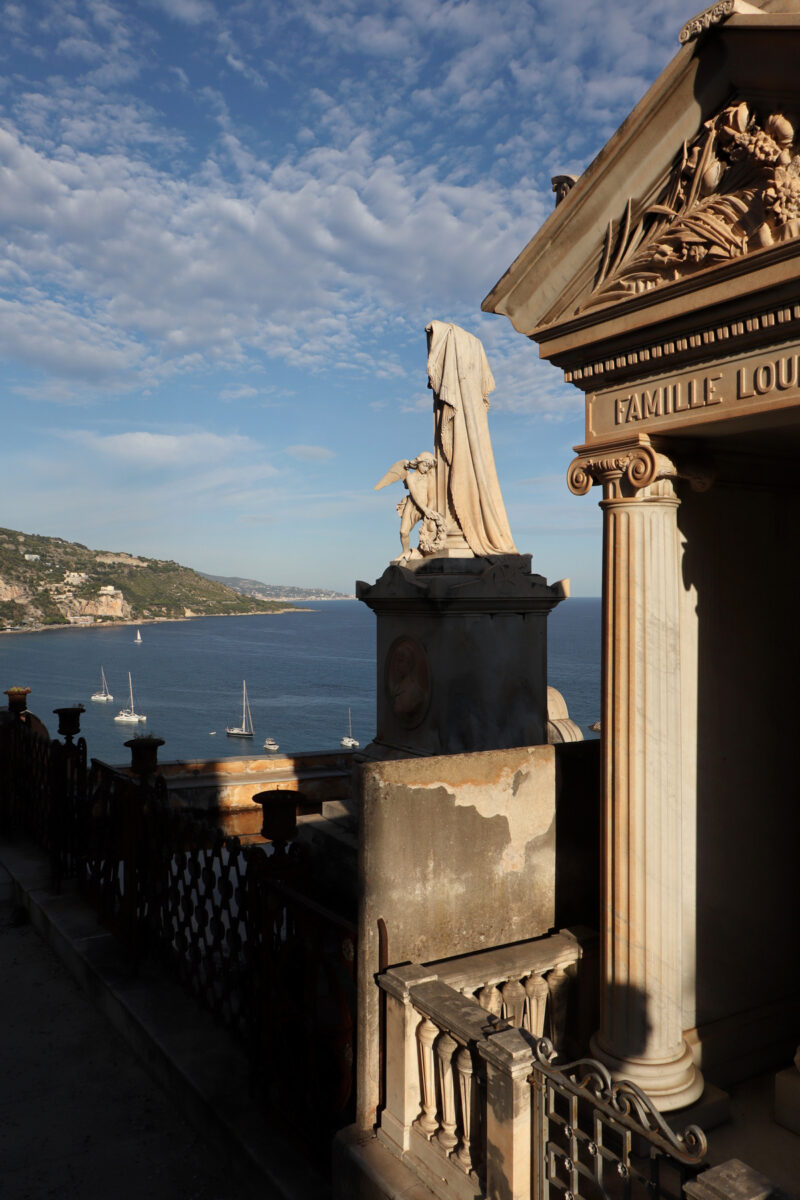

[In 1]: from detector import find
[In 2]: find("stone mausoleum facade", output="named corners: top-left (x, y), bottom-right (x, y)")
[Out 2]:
top-left (484, 0), bottom-right (800, 1121)
top-left (339, 4), bottom-right (800, 1198)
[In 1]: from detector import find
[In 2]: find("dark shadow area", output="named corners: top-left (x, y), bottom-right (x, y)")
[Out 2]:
top-left (679, 459), bottom-right (800, 1085)
top-left (554, 739), bottom-right (600, 932)
top-left (0, 707), bottom-right (359, 1174)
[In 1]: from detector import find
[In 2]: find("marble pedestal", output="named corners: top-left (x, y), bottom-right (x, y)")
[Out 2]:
top-left (356, 554), bottom-right (566, 760)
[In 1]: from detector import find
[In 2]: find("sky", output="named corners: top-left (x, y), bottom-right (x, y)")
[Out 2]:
top-left (0, 0), bottom-right (707, 595)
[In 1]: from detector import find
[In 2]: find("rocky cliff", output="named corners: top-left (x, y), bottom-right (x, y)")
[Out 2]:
top-left (0, 527), bottom-right (295, 631)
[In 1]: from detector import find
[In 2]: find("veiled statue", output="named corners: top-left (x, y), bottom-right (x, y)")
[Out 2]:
top-left (376, 321), bottom-right (516, 562)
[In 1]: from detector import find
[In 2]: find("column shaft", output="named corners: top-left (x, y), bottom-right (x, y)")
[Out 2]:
top-left (590, 476), bottom-right (703, 1111)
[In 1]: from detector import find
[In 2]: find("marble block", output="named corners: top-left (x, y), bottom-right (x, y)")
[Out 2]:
top-left (356, 553), bottom-right (566, 760)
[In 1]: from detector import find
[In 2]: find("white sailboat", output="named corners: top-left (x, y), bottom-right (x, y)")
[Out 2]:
top-left (134, 628), bottom-right (142, 644)
top-left (91, 666), bottom-right (114, 703)
top-left (114, 672), bottom-right (146, 724)
top-left (226, 680), bottom-right (254, 738)
top-left (340, 707), bottom-right (359, 749)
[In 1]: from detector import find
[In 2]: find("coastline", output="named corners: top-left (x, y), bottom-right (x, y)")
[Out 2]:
top-left (0, 608), bottom-right (314, 636)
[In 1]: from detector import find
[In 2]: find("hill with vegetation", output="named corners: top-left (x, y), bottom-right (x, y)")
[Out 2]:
top-left (0, 528), bottom-right (298, 631)
top-left (200, 572), bottom-right (351, 601)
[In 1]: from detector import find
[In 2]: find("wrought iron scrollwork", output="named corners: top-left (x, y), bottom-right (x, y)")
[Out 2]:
top-left (533, 1036), bottom-right (708, 1165)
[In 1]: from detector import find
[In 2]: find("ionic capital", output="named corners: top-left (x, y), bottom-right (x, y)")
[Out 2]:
top-left (567, 437), bottom-right (676, 500)
top-left (567, 437), bottom-right (713, 501)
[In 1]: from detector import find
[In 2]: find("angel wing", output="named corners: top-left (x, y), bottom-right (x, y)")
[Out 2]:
top-left (374, 459), bottom-right (408, 490)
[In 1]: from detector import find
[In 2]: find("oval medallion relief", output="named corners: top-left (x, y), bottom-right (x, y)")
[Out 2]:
top-left (385, 636), bottom-right (430, 729)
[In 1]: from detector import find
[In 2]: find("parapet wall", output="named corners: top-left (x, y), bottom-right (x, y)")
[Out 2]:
top-left (150, 749), bottom-right (355, 837)
top-left (356, 742), bottom-right (556, 1127)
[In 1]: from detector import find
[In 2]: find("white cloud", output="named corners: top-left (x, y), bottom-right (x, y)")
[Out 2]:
top-left (0, 113), bottom-right (552, 392)
top-left (0, 0), bottom-right (705, 424)
top-left (285, 444), bottom-right (335, 462)
top-left (61, 429), bottom-right (259, 469)
top-left (146, 0), bottom-right (216, 24)
top-left (219, 383), bottom-right (259, 402)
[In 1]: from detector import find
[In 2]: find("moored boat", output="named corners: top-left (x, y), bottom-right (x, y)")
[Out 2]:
top-left (226, 680), bottom-right (254, 738)
top-left (114, 672), bottom-right (146, 724)
top-left (91, 666), bottom-right (113, 703)
top-left (340, 707), bottom-right (359, 749)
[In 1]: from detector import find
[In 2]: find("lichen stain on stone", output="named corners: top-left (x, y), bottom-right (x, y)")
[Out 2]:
top-left (408, 766), bottom-right (553, 873)
top-left (367, 772), bottom-right (555, 962)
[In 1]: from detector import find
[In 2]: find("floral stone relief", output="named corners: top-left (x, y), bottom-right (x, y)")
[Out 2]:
top-left (582, 101), bottom-right (800, 312)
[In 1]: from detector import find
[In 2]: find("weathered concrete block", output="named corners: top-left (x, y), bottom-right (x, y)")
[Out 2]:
top-left (684, 1158), bottom-right (792, 1200)
top-left (356, 743), bottom-right (556, 1128)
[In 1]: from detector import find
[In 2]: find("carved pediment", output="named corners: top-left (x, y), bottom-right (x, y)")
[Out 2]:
top-left (583, 101), bottom-right (800, 313)
top-left (483, 9), bottom-right (800, 373)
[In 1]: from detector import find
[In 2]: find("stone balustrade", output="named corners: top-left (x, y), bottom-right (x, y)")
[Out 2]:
top-left (376, 931), bottom-right (583, 1200)
top-left (434, 928), bottom-right (583, 1044)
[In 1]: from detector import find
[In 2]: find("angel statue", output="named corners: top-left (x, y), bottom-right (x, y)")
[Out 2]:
top-left (374, 452), bottom-right (446, 563)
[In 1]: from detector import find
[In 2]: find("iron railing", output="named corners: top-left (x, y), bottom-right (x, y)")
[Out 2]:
top-left (376, 963), bottom-right (707, 1200)
top-left (531, 1037), bottom-right (707, 1200)
top-left (0, 708), bottom-right (357, 1144)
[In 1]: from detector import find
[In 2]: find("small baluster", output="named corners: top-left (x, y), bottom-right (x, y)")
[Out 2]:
top-left (547, 965), bottom-right (571, 1051)
top-left (436, 1032), bottom-right (459, 1153)
top-left (524, 972), bottom-right (550, 1036)
top-left (475, 981), bottom-right (503, 1017)
top-left (415, 1016), bottom-right (439, 1137)
top-left (500, 977), bottom-right (526, 1027)
top-left (454, 1044), bottom-right (475, 1172)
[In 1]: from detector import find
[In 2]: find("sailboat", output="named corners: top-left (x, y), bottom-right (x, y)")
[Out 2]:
top-left (91, 667), bottom-right (113, 703)
top-left (226, 680), bottom-right (254, 738)
top-left (340, 707), bottom-right (359, 749)
top-left (134, 628), bottom-right (142, 644)
top-left (114, 672), bottom-right (146, 724)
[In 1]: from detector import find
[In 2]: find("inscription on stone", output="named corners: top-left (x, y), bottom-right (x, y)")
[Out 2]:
top-left (588, 344), bottom-right (800, 440)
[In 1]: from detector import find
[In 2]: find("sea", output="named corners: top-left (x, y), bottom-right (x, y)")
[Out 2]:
top-left (0, 598), bottom-right (601, 765)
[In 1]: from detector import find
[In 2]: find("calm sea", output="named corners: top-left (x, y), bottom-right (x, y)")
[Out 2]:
top-left (0, 598), bottom-right (600, 764)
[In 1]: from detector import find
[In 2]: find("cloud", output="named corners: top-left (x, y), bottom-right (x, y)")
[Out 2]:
top-left (285, 444), bottom-right (335, 462)
top-left (146, 0), bottom-right (216, 24)
top-left (0, 0), bottom-right (704, 419)
top-left (0, 113), bottom-right (551, 390)
top-left (61, 429), bottom-right (259, 469)
top-left (219, 384), bottom-right (259, 402)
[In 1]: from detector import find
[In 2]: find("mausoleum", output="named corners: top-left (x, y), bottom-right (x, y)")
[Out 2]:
top-left (340, 4), bottom-right (800, 1198)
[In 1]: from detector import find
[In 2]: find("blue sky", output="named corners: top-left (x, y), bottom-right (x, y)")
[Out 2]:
top-left (0, 0), bottom-right (703, 594)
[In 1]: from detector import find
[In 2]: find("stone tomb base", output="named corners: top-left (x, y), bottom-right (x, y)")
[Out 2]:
top-left (356, 554), bottom-right (566, 760)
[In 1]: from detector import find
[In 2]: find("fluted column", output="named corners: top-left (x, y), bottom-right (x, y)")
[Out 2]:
top-left (568, 436), bottom-right (704, 1112)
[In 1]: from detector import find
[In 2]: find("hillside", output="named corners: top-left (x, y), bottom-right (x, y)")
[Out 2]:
top-left (200, 572), bottom-right (351, 601)
top-left (0, 528), bottom-right (298, 631)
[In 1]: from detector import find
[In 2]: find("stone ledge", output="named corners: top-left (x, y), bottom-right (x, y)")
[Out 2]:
top-left (684, 1157), bottom-right (792, 1200)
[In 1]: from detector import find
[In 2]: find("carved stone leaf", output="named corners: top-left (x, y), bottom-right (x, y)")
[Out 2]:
top-left (582, 102), bottom-right (800, 313)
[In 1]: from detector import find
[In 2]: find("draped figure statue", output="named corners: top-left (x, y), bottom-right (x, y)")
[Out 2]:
top-left (426, 320), bottom-right (516, 556)
top-left (375, 321), bottom-right (516, 561)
